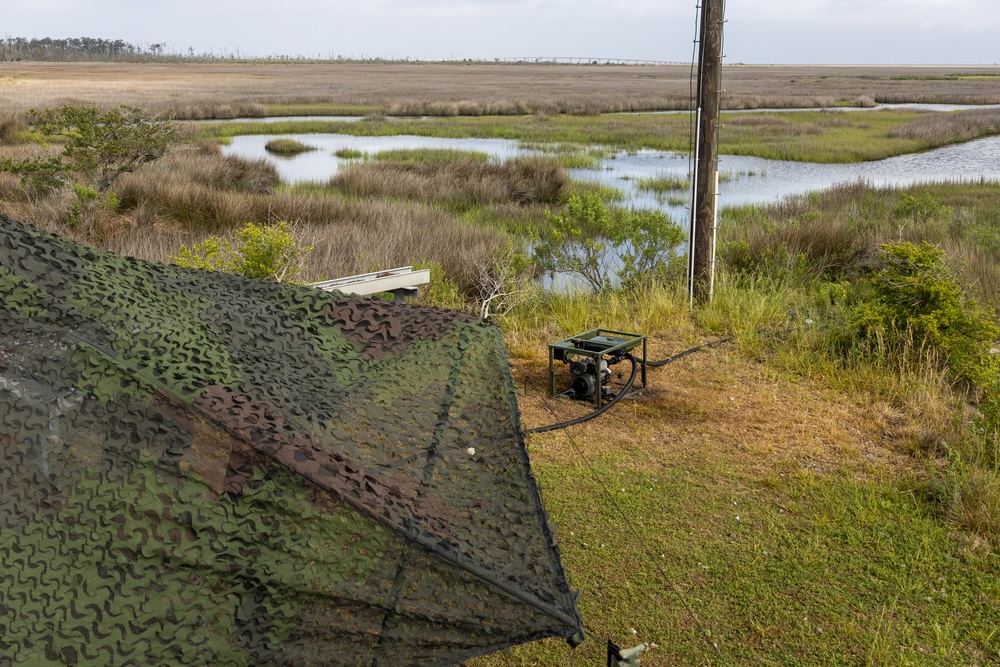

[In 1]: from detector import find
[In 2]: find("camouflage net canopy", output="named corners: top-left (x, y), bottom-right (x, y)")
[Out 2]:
top-left (0, 215), bottom-right (582, 666)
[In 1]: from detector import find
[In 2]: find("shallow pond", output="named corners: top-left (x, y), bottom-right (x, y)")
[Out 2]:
top-left (221, 131), bottom-right (1000, 223)
top-left (219, 128), bottom-right (1000, 291)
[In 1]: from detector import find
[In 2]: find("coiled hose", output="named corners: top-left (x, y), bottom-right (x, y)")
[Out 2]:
top-left (524, 337), bottom-right (733, 434)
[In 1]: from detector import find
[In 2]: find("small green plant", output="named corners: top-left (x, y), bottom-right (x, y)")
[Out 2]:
top-left (412, 261), bottom-right (469, 310)
top-left (0, 105), bottom-right (176, 193)
top-left (533, 192), bottom-right (685, 293)
top-left (171, 221), bottom-right (313, 282)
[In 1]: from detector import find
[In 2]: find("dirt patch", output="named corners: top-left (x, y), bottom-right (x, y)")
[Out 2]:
top-left (515, 340), bottom-right (917, 481)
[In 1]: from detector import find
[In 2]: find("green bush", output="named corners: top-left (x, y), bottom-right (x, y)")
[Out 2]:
top-left (844, 241), bottom-right (999, 385)
top-left (533, 192), bottom-right (684, 293)
top-left (171, 221), bottom-right (313, 283)
top-left (412, 261), bottom-right (468, 310)
top-left (893, 192), bottom-right (949, 225)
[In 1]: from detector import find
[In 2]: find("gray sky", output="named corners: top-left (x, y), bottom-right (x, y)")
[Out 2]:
top-left (6, 0), bottom-right (1000, 64)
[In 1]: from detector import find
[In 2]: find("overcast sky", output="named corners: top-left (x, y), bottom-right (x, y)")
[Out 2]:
top-left (6, 0), bottom-right (1000, 65)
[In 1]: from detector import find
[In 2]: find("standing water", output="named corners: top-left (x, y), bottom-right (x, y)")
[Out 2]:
top-left (221, 132), bottom-right (1000, 220)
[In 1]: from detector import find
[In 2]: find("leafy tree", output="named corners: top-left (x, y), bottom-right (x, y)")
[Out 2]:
top-left (533, 192), bottom-right (684, 292)
top-left (171, 221), bottom-right (313, 283)
top-left (1, 104), bottom-right (175, 194)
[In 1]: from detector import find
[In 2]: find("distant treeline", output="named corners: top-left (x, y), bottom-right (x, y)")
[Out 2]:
top-left (0, 37), bottom-right (445, 63)
top-left (0, 37), bottom-right (671, 65)
top-left (0, 37), bottom-right (182, 62)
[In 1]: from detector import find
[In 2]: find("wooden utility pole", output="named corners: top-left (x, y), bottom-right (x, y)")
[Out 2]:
top-left (688, 0), bottom-right (725, 304)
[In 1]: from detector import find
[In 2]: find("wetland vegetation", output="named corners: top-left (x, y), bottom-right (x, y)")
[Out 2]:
top-left (1, 64), bottom-right (1000, 665)
top-left (200, 106), bottom-right (1000, 163)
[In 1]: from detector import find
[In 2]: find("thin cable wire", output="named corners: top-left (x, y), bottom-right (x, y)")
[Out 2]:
top-left (688, 1), bottom-right (702, 176)
top-left (687, 2), bottom-right (703, 304)
top-left (525, 375), bottom-right (723, 659)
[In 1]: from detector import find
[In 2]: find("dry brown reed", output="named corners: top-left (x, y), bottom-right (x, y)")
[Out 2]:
top-left (887, 108), bottom-right (1000, 144)
top-left (329, 157), bottom-right (567, 208)
top-left (721, 179), bottom-right (1000, 310)
top-left (0, 112), bottom-right (27, 144)
top-left (0, 139), bottom-right (511, 291)
top-left (3, 63), bottom-right (1000, 120)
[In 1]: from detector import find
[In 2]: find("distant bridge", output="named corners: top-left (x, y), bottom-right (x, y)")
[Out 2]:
top-left (464, 56), bottom-right (688, 66)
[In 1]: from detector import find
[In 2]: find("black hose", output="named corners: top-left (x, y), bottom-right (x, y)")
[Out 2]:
top-left (647, 336), bottom-right (734, 367)
top-left (524, 337), bottom-right (734, 434)
top-left (524, 353), bottom-right (639, 434)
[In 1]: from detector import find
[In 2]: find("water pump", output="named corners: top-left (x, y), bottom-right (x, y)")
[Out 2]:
top-left (548, 329), bottom-right (647, 407)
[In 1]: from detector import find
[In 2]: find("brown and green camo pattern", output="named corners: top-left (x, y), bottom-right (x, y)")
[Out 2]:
top-left (0, 215), bottom-right (582, 666)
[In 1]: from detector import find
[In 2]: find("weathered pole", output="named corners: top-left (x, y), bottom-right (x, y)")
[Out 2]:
top-left (688, 0), bottom-right (725, 304)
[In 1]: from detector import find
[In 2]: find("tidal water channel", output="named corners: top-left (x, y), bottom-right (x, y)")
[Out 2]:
top-left (221, 130), bottom-right (1000, 223)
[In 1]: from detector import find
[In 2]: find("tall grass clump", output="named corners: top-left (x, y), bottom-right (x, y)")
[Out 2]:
top-left (264, 138), bottom-right (316, 156)
top-left (633, 174), bottom-right (689, 194)
top-left (329, 156), bottom-right (568, 210)
top-left (887, 108), bottom-right (1000, 145)
top-left (368, 148), bottom-right (490, 164)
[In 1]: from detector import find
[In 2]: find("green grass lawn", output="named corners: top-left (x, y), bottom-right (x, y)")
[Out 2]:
top-left (472, 438), bottom-right (999, 666)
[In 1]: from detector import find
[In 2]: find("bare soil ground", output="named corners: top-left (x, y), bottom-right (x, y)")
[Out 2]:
top-left (515, 340), bottom-right (916, 482)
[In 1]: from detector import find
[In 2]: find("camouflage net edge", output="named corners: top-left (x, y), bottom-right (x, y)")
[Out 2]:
top-left (0, 214), bottom-right (582, 666)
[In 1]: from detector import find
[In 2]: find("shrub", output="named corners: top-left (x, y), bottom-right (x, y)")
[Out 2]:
top-left (844, 241), bottom-right (999, 385)
top-left (533, 192), bottom-right (685, 293)
top-left (171, 220), bottom-right (313, 282)
top-left (1, 105), bottom-right (176, 193)
top-left (412, 261), bottom-right (469, 311)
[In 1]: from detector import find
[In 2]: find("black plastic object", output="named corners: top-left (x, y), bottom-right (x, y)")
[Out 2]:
top-left (0, 215), bottom-right (582, 666)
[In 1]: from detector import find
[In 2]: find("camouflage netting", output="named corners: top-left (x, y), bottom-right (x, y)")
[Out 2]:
top-left (0, 214), bottom-right (582, 666)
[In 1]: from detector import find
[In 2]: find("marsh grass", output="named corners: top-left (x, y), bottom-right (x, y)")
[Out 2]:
top-left (566, 180), bottom-right (625, 202)
top-left (519, 142), bottom-right (616, 169)
top-left (367, 147), bottom-right (490, 164)
top-left (327, 156), bottom-right (568, 211)
top-left (720, 180), bottom-right (1000, 307)
top-left (633, 174), bottom-right (689, 194)
top-left (8, 63), bottom-right (1000, 123)
top-left (201, 108), bottom-right (982, 163)
top-left (264, 138), bottom-right (317, 156)
top-left (0, 142), bottom-right (510, 292)
top-left (333, 148), bottom-right (364, 159)
top-left (888, 107), bottom-right (1000, 144)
